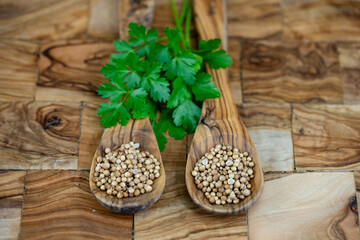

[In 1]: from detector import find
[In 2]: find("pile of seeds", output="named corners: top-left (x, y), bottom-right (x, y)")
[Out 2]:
top-left (192, 144), bottom-right (254, 205)
top-left (92, 142), bottom-right (161, 199)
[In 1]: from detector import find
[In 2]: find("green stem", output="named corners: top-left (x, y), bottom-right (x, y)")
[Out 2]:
top-left (170, 0), bottom-right (186, 49)
top-left (185, 5), bottom-right (192, 49)
top-left (156, 36), bottom-right (167, 42)
top-left (179, 0), bottom-right (189, 26)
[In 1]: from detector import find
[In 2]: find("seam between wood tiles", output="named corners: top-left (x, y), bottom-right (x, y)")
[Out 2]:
top-left (239, 39), bottom-right (245, 104)
top-left (77, 101), bottom-right (84, 169)
top-left (246, 210), bottom-right (250, 240)
top-left (18, 170), bottom-right (28, 240)
top-left (132, 214), bottom-right (134, 240)
top-left (290, 103), bottom-right (296, 171)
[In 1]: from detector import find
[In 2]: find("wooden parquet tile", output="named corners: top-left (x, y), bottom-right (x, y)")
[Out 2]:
top-left (0, 101), bottom-right (80, 169)
top-left (283, 0), bottom-right (360, 41)
top-left (242, 41), bottom-right (343, 103)
top-left (0, 0), bottom-right (88, 39)
top-left (293, 104), bottom-right (360, 170)
top-left (238, 103), bottom-right (294, 171)
top-left (0, 40), bottom-right (40, 101)
top-left (21, 170), bottom-right (133, 240)
top-left (249, 172), bottom-right (359, 239)
top-left (36, 40), bottom-right (114, 102)
top-left (0, 171), bottom-right (25, 240)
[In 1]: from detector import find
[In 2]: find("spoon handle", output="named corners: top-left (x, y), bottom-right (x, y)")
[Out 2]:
top-left (194, 0), bottom-right (238, 120)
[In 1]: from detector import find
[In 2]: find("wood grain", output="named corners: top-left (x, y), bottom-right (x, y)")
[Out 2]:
top-left (354, 171), bottom-right (360, 230)
top-left (293, 104), bottom-right (360, 170)
top-left (0, 101), bottom-right (80, 169)
top-left (78, 102), bottom-right (103, 170)
top-left (0, 0), bottom-right (88, 39)
top-left (238, 103), bottom-right (294, 171)
top-left (228, 38), bottom-right (242, 104)
top-left (20, 170), bottom-right (133, 240)
top-left (228, 0), bottom-right (282, 40)
top-left (283, 0), bottom-right (360, 41)
top-left (36, 40), bottom-right (114, 102)
top-left (0, 40), bottom-right (40, 101)
top-left (89, 118), bottom-right (165, 213)
top-left (242, 41), bottom-right (343, 103)
top-left (249, 172), bottom-right (359, 239)
top-left (185, 0), bottom-right (264, 215)
top-left (338, 43), bottom-right (360, 104)
top-left (135, 137), bottom-right (248, 239)
top-left (0, 171), bottom-right (25, 240)
top-left (119, 0), bottom-right (155, 40)
top-left (87, 0), bottom-right (119, 39)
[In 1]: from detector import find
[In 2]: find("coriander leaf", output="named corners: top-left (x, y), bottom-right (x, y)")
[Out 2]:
top-left (159, 109), bottom-right (185, 140)
top-left (151, 120), bottom-right (167, 152)
top-left (97, 82), bottom-right (127, 103)
top-left (125, 87), bottom-right (148, 111)
top-left (190, 72), bottom-right (220, 101)
top-left (151, 43), bottom-right (172, 64)
top-left (165, 52), bottom-right (200, 84)
top-left (110, 40), bottom-right (134, 60)
top-left (189, 52), bottom-right (203, 73)
top-left (198, 39), bottom-right (221, 52)
top-left (150, 78), bottom-right (170, 102)
top-left (128, 23), bottom-right (158, 57)
top-left (97, 102), bottom-right (131, 128)
top-left (167, 77), bottom-right (192, 108)
top-left (173, 99), bottom-right (201, 133)
top-left (101, 53), bottom-right (142, 89)
top-left (141, 61), bottom-right (162, 90)
top-left (164, 27), bottom-right (181, 55)
top-left (132, 98), bottom-right (157, 120)
top-left (202, 50), bottom-right (232, 69)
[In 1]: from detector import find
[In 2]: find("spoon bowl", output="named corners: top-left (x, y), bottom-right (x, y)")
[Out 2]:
top-left (186, 120), bottom-right (264, 215)
top-left (89, 118), bottom-right (166, 214)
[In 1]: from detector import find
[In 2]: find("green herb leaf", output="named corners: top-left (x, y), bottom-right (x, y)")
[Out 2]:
top-left (97, 102), bottom-right (131, 128)
top-left (190, 72), bottom-right (220, 101)
top-left (111, 40), bottom-right (134, 60)
top-left (165, 52), bottom-right (200, 84)
top-left (202, 50), bottom-right (232, 69)
top-left (167, 77), bottom-right (192, 108)
top-left (173, 99), bottom-right (201, 133)
top-left (164, 27), bottom-right (181, 55)
top-left (97, 82), bottom-right (127, 103)
top-left (128, 23), bottom-right (158, 57)
top-left (198, 39), bottom-right (221, 52)
top-left (132, 98), bottom-right (157, 120)
top-left (152, 43), bottom-right (172, 64)
top-left (150, 78), bottom-right (170, 102)
top-left (159, 109), bottom-right (186, 140)
top-left (151, 120), bottom-right (167, 152)
top-left (125, 88), bottom-right (148, 111)
top-left (101, 52), bottom-right (142, 89)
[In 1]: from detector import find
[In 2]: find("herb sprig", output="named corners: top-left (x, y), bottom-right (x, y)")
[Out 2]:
top-left (97, 0), bottom-right (232, 151)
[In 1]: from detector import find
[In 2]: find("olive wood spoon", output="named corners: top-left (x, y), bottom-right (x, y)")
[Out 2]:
top-left (185, 0), bottom-right (264, 215)
top-left (89, 0), bottom-right (164, 214)
top-left (89, 119), bottom-right (166, 213)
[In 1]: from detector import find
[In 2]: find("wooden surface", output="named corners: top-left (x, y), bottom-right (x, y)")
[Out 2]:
top-left (185, 0), bottom-right (264, 215)
top-left (0, 0), bottom-right (360, 239)
top-left (89, 119), bottom-right (166, 213)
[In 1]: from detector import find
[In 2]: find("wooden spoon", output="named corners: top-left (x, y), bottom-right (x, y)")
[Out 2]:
top-left (89, 118), bottom-right (166, 213)
top-left (185, 0), bottom-right (264, 215)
